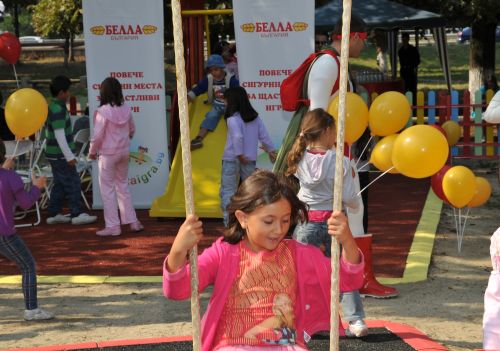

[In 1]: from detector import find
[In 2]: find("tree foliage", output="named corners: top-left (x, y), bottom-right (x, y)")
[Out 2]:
top-left (0, 7), bottom-right (35, 36)
top-left (393, 0), bottom-right (499, 27)
top-left (394, 0), bottom-right (499, 92)
top-left (1, 0), bottom-right (36, 36)
top-left (30, 0), bottom-right (82, 65)
top-left (205, 0), bottom-right (233, 49)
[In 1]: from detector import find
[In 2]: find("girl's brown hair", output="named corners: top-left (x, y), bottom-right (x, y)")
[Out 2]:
top-left (99, 77), bottom-right (124, 107)
top-left (224, 169), bottom-right (308, 244)
top-left (285, 108), bottom-right (335, 176)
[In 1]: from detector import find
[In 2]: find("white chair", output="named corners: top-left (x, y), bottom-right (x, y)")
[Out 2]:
top-left (73, 128), bottom-right (92, 209)
top-left (4, 140), bottom-right (43, 227)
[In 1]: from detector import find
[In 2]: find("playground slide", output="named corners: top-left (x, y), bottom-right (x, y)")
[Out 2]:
top-left (150, 94), bottom-right (226, 218)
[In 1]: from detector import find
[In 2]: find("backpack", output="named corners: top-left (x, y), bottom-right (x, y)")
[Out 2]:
top-left (280, 50), bottom-right (340, 111)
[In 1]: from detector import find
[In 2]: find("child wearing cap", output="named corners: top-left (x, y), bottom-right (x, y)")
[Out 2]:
top-left (188, 54), bottom-right (239, 150)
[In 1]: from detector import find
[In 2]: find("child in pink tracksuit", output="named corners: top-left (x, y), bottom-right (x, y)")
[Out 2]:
top-left (89, 77), bottom-right (143, 236)
top-left (483, 227), bottom-right (500, 350)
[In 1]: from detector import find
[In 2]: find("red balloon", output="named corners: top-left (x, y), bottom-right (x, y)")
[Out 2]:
top-left (431, 165), bottom-right (451, 203)
top-left (0, 32), bottom-right (21, 64)
top-left (431, 124), bottom-right (447, 139)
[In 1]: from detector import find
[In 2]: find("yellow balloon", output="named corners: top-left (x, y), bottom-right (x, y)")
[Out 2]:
top-left (369, 91), bottom-right (411, 136)
top-left (441, 120), bottom-right (461, 146)
top-left (327, 92), bottom-right (369, 144)
top-left (442, 166), bottom-right (475, 208)
top-left (5, 88), bottom-right (48, 138)
top-left (370, 134), bottom-right (399, 173)
top-left (467, 176), bottom-right (492, 208)
top-left (392, 125), bottom-right (449, 178)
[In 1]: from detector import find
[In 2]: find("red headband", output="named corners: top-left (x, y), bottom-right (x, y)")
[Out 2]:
top-left (333, 32), bottom-right (368, 40)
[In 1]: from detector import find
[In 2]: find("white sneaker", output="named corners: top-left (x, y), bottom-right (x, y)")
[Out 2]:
top-left (24, 308), bottom-right (54, 321)
top-left (345, 319), bottom-right (369, 337)
top-left (71, 213), bottom-right (97, 225)
top-left (46, 214), bottom-right (71, 225)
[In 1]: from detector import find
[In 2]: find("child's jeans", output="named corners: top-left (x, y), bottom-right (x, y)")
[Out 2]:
top-left (47, 158), bottom-right (82, 217)
top-left (201, 103), bottom-right (226, 131)
top-left (294, 221), bottom-right (366, 322)
top-left (220, 159), bottom-right (256, 226)
top-left (0, 234), bottom-right (38, 309)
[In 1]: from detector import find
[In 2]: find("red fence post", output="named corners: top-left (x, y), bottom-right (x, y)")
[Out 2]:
top-left (462, 91), bottom-right (471, 156)
top-left (69, 95), bottom-right (77, 116)
top-left (438, 92), bottom-right (447, 124)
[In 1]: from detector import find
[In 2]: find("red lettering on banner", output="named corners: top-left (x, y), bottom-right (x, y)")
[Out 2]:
top-left (255, 22), bottom-right (294, 33)
top-left (110, 71), bottom-right (144, 78)
top-left (105, 25), bottom-right (143, 35)
top-left (133, 83), bottom-right (163, 89)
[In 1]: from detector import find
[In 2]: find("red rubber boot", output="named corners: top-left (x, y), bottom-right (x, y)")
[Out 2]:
top-left (355, 234), bottom-right (399, 298)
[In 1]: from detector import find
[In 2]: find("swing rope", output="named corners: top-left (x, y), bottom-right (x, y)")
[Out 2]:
top-left (330, 1), bottom-right (353, 350)
top-left (171, 1), bottom-right (201, 350)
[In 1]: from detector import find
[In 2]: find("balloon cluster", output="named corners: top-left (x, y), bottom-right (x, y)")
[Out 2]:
top-left (328, 90), bottom-right (491, 209)
top-left (0, 32), bottom-right (47, 138)
top-left (329, 91), bottom-right (448, 178)
top-left (432, 165), bottom-right (491, 209)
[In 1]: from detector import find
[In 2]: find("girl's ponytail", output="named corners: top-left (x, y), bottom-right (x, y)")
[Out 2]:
top-left (285, 108), bottom-right (335, 176)
top-left (286, 133), bottom-right (307, 176)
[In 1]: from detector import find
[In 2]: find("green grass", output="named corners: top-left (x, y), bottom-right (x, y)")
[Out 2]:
top-left (350, 42), bottom-right (500, 91)
top-left (0, 50), bottom-right (177, 98)
top-left (1, 42), bottom-right (499, 97)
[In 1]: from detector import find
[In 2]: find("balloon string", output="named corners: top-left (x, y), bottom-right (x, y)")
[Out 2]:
top-left (357, 166), bottom-right (394, 196)
top-left (354, 135), bottom-right (373, 169)
top-left (458, 207), bottom-right (470, 253)
top-left (457, 208), bottom-right (462, 253)
top-left (12, 64), bottom-right (19, 89)
top-left (452, 207), bottom-right (458, 241)
top-left (357, 162), bottom-right (370, 172)
top-left (12, 140), bottom-right (19, 158)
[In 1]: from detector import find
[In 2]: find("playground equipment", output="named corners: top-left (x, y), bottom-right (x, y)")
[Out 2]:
top-left (149, 94), bottom-right (226, 218)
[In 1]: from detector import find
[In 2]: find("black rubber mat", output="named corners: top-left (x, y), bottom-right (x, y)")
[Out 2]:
top-left (70, 328), bottom-right (416, 351)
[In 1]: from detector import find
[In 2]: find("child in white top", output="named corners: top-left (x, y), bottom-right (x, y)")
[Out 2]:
top-left (286, 108), bottom-right (368, 337)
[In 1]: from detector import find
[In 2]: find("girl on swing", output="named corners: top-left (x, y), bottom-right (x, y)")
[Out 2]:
top-left (163, 169), bottom-right (364, 351)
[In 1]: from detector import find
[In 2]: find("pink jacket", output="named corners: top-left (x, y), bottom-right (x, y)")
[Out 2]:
top-left (483, 228), bottom-right (500, 350)
top-left (163, 238), bottom-right (364, 351)
top-left (89, 103), bottom-right (135, 156)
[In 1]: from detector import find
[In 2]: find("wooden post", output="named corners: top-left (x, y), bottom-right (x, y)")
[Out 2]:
top-left (330, 1), bottom-right (352, 350)
top-left (171, 1), bottom-right (201, 350)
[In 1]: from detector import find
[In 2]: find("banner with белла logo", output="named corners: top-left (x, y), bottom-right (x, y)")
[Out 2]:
top-left (82, 0), bottom-right (169, 209)
top-left (233, 0), bottom-right (314, 169)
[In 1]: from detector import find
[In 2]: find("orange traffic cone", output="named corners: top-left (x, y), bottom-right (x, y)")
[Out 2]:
top-left (355, 234), bottom-right (398, 298)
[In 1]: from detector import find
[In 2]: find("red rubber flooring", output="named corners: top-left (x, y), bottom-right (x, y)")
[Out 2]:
top-left (0, 174), bottom-right (429, 277)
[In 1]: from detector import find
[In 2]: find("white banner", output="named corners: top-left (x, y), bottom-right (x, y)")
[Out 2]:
top-left (83, 0), bottom-right (169, 209)
top-left (233, 0), bottom-right (314, 169)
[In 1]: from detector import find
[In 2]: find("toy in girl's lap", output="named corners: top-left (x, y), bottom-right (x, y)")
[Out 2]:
top-left (163, 170), bottom-right (364, 351)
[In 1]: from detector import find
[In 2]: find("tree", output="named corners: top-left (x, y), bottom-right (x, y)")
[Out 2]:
top-left (394, 0), bottom-right (499, 95)
top-left (2, 0), bottom-right (36, 37)
top-left (206, 0), bottom-right (233, 50)
top-left (30, 0), bottom-right (82, 67)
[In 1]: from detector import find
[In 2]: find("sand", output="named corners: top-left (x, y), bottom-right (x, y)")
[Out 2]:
top-left (0, 171), bottom-right (497, 351)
